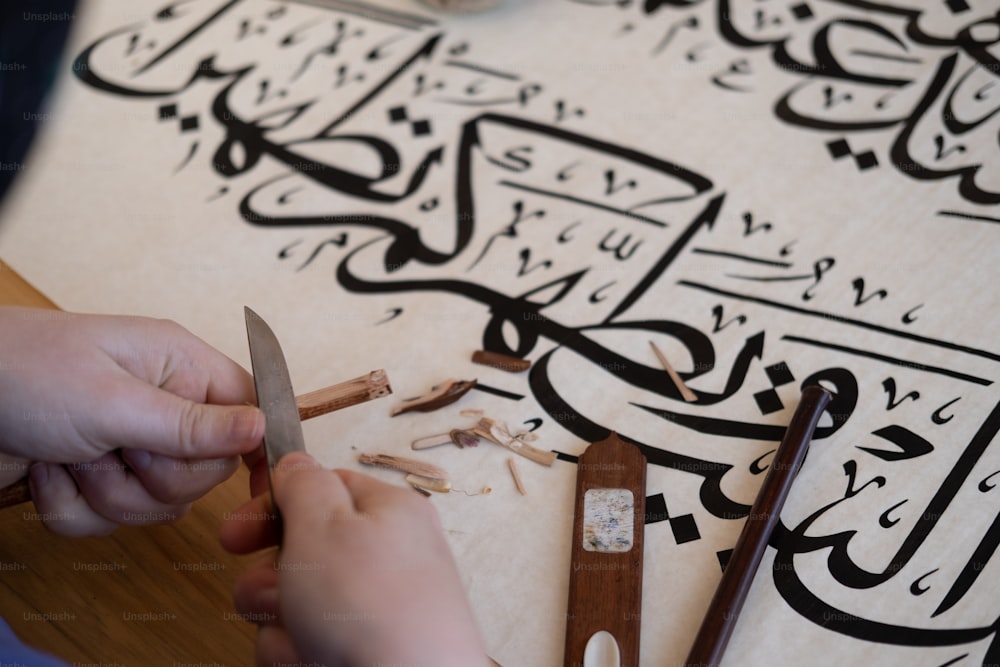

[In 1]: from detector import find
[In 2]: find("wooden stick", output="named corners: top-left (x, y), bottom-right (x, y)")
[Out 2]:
top-left (295, 369), bottom-right (391, 420)
top-left (0, 371), bottom-right (393, 510)
top-left (507, 458), bottom-right (527, 496)
top-left (683, 385), bottom-right (831, 667)
top-left (649, 340), bottom-right (697, 402)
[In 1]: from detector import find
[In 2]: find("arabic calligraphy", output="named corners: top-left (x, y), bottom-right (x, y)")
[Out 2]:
top-left (68, 1), bottom-right (1000, 663)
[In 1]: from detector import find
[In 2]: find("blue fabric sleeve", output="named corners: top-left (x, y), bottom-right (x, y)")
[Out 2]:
top-left (0, 618), bottom-right (71, 667)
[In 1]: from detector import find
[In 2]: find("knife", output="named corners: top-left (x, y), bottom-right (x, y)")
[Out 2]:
top-left (245, 306), bottom-right (308, 522)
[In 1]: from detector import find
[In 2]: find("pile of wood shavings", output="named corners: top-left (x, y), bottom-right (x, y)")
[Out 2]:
top-left (410, 411), bottom-right (556, 496)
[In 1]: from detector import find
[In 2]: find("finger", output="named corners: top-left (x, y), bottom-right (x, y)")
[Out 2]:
top-left (101, 316), bottom-right (256, 407)
top-left (335, 468), bottom-right (429, 516)
top-left (256, 626), bottom-right (303, 667)
top-left (96, 380), bottom-right (264, 459)
top-left (120, 449), bottom-right (240, 505)
top-left (242, 446), bottom-right (270, 498)
top-left (220, 493), bottom-right (280, 554)
top-left (68, 452), bottom-right (190, 525)
top-left (271, 453), bottom-right (355, 540)
top-left (28, 463), bottom-right (118, 537)
top-left (233, 551), bottom-right (280, 622)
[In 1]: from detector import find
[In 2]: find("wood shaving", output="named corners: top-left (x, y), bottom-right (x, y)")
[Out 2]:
top-left (358, 453), bottom-right (449, 480)
top-left (390, 378), bottom-right (478, 416)
top-left (405, 474), bottom-right (452, 494)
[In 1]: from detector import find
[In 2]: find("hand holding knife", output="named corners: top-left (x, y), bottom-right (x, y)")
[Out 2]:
top-left (244, 306), bottom-right (391, 524)
top-left (0, 310), bottom-right (390, 511)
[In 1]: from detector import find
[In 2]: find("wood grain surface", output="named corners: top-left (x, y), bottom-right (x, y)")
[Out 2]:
top-left (563, 433), bottom-right (647, 667)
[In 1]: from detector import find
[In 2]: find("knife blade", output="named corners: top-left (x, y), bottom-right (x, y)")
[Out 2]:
top-left (245, 306), bottom-right (307, 517)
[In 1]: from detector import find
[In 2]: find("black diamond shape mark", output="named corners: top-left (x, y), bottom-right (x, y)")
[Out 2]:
top-left (754, 388), bottom-right (784, 415)
top-left (669, 513), bottom-right (701, 545)
top-left (645, 493), bottom-right (669, 524)
top-left (855, 150), bottom-right (879, 170)
top-left (827, 138), bottom-right (879, 171)
top-left (158, 103), bottom-right (178, 120)
top-left (946, 0), bottom-right (970, 13)
top-left (717, 548), bottom-right (734, 572)
top-left (645, 493), bottom-right (700, 543)
top-left (765, 362), bottom-right (795, 387)
top-left (411, 119), bottom-right (432, 137)
top-left (790, 3), bottom-right (813, 20)
top-left (179, 115), bottom-right (199, 132)
top-left (826, 138), bottom-right (851, 159)
top-left (388, 105), bottom-right (408, 123)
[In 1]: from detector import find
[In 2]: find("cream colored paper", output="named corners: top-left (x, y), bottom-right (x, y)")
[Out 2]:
top-left (2, 2), bottom-right (999, 665)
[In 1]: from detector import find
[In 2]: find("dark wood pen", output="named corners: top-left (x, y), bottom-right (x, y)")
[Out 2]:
top-left (683, 384), bottom-right (832, 667)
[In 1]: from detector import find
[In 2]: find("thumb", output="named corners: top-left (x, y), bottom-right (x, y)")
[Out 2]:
top-left (272, 452), bottom-right (354, 540)
top-left (105, 381), bottom-right (264, 459)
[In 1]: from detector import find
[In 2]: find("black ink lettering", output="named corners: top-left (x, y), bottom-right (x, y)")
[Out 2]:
top-left (749, 448), bottom-right (775, 475)
top-left (882, 378), bottom-right (919, 410)
top-left (297, 233), bottom-right (350, 271)
top-left (933, 133), bottom-right (966, 161)
top-left (469, 200), bottom-right (545, 270)
top-left (523, 418), bottom-right (543, 431)
top-left (852, 277), bottom-right (888, 306)
top-left (589, 281), bottom-right (617, 303)
top-left (375, 307), bottom-right (403, 325)
top-left (857, 425), bottom-right (934, 462)
top-left (879, 499), bottom-right (907, 528)
top-left (278, 238), bottom-right (301, 259)
top-left (742, 211), bottom-right (772, 235)
top-left (710, 304), bottom-right (747, 332)
top-left (979, 471), bottom-right (1000, 493)
top-left (558, 221), bottom-right (581, 243)
top-left (517, 248), bottom-right (553, 276)
top-left (802, 257), bottom-right (835, 300)
top-left (909, 569), bottom-right (937, 595)
top-left (598, 229), bottom-right (642, 261)
top-left (557, 160), bottom-right (581, 181)
top-left (932, 397), bottom-right (960, 425)
top-left (604, 169), bottom-right (637, 195)
top-left (843, 460), bottom-right (887, 499)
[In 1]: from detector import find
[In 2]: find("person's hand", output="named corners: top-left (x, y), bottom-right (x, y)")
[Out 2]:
top-left (221, 451), bottom-right (490, 667)
top-left (0, 306), bottom-right (264, 536)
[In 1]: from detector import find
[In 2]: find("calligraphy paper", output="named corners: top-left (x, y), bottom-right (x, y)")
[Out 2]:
top-left (1, 1), bottom-right (999, 665)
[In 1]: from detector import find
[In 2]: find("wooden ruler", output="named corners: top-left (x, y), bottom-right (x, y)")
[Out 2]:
top-left (564, 433), bottom-right (647, 667)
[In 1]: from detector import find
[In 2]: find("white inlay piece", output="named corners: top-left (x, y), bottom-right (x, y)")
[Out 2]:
top-left (583, 630), bottom-right (621, 667)
top-left (582, 488), bottom-right (634, 553)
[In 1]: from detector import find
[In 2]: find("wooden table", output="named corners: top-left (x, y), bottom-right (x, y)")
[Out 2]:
top-left (0, 259), bottom-right (258, 665)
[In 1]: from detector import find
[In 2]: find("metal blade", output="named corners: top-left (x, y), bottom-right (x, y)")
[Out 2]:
top-left (245, 306), bottom-right (306, 477)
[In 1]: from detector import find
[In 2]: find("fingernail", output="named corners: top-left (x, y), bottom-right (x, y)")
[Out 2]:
top-left (122, 449), bottom-right (152, 472)
top-left (229, 406), bottom-right (265, 443)
top-left (274, 451), bottom-right (318, 479)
